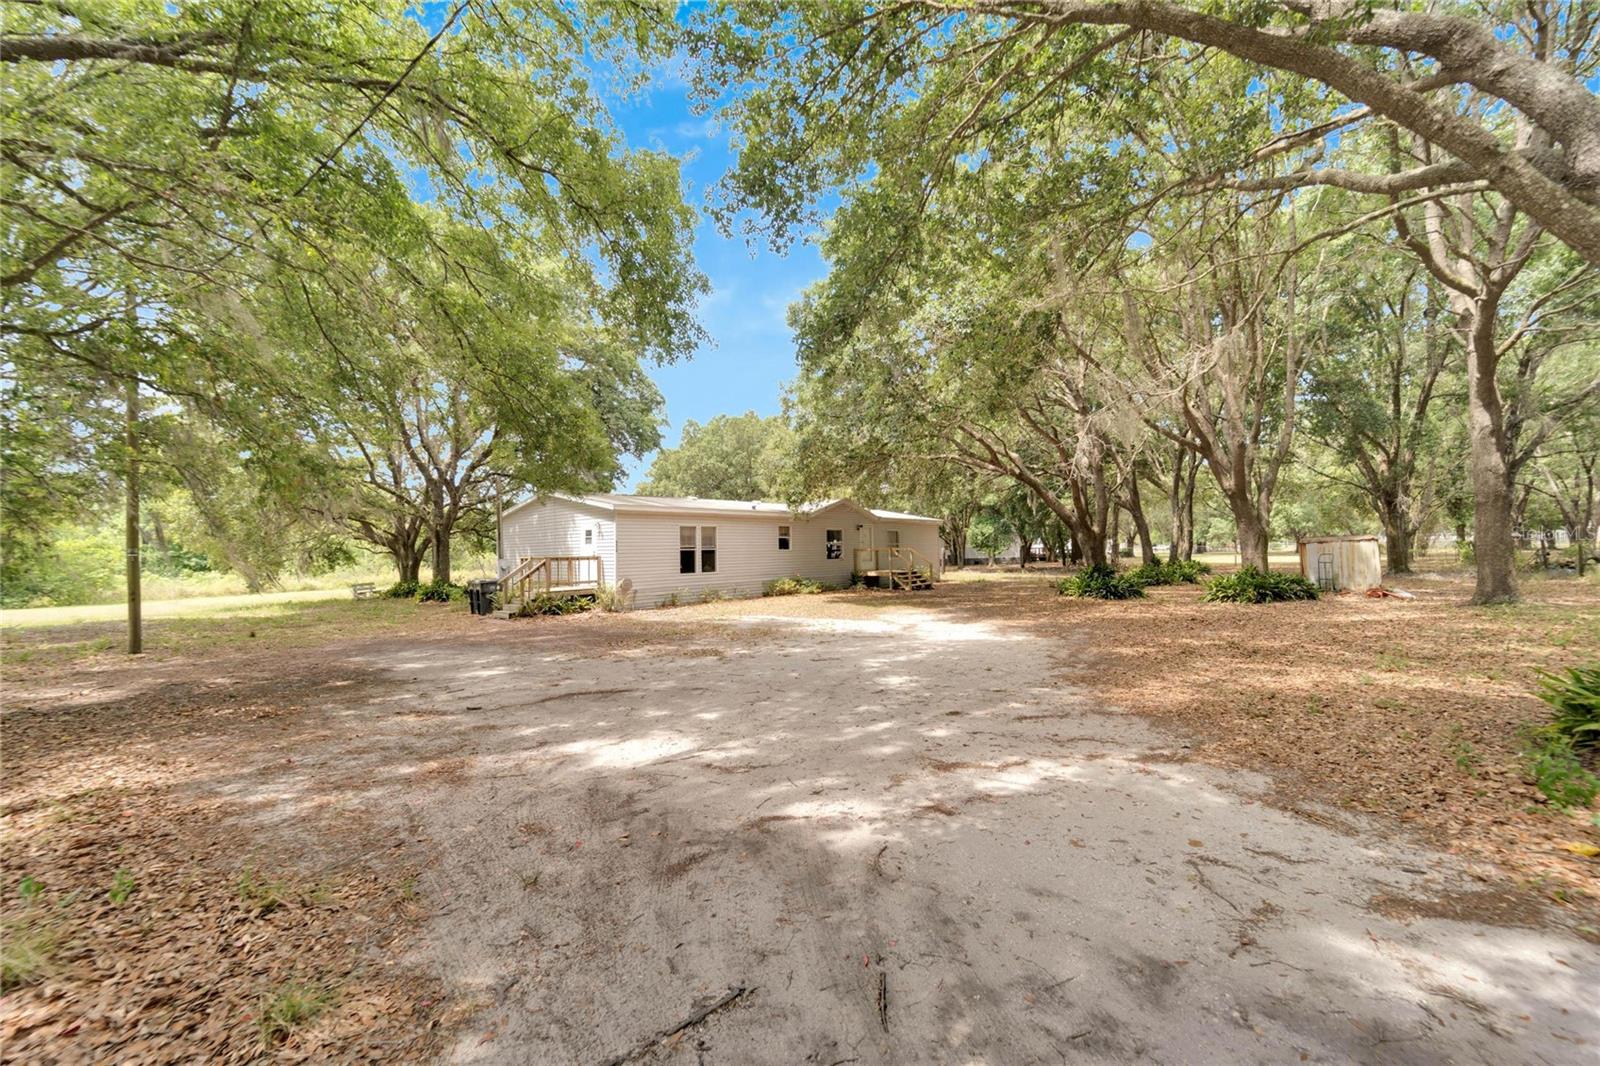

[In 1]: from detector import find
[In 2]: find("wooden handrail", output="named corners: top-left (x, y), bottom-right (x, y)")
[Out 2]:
top-left (853, 544), bottom-right (935, 582)
top-left (504, 555), bottom-right (602, 602)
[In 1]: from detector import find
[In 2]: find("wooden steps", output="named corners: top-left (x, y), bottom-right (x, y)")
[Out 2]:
top-left (864, 568), bottom-right (935, 591)
top-left (891, 569), bottom-right (934, 591)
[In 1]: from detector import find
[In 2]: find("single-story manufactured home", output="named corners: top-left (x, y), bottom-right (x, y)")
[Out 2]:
top-left (495, 493), bottom-right (944, 610)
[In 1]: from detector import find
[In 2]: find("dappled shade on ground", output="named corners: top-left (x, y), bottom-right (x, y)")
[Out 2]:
top-left (1, 565), bottom-right (1596, 1062)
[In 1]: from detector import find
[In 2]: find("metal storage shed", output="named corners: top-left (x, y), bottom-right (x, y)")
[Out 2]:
top-left (1298, 535), bottom-right (1382, 592)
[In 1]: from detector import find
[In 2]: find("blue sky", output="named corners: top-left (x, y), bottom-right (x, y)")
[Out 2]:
top-left (605, 70), bottom-right (826, 489)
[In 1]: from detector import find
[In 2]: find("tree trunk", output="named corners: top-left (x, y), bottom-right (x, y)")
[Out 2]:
top-left (1378, 498), bottom-right (1413, 574)
top-left (149, 508), bottom-right (168, 556)
top-left (1463, 317), bottom-right (1520, 604)
top-left (942, 520), bottom-right (968, 567)
top-left (1130, 504), bottom-right (1153, 563)
top-left (425, 483), bottom-right (452, 585)
top-left (1125, 474), bottom-right (1157, 565)
top-left (1180, 454), bottom-right (1197, 560)
top-left (1233, 505), bottom-right (1270, 571)
top-left (430, 524), bottom-right (451, 585)
top-left (1167, 444), bottom-right (1186, 564)
top-left (395, 539), bottom-right (423, 584)
top-left (125, 376), bottom-right (142, 655)
top-left (1068, 535), bottom-right (1083, 564)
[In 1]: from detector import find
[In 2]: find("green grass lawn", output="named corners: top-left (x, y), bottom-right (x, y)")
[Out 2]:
top-left (0, 587), bottom-right (358, 629)
top-left (0, 595), bottom-right (459, 676)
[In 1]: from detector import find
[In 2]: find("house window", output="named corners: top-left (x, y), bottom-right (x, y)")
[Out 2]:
top-left (584, 528), bottom-right (594, 546)
top-left (886, 530), bottom-right (900, 549)
top-left (700, 526), bottom-right (717, 573)
top-left (777, 525), bottom-right (791, 550)
top-left (826, 529), bottom-right (842, 560)
top-left (679, 526), bottom-right (696, 574)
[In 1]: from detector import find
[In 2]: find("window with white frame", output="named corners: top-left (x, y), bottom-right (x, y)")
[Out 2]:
top-left (679, 526), bottom-right (696, 574)
top-left (700, 526), bottom-right (717, 572)
top-left (886, 529), bottom-right (900, 549)
top-left (777, 524), bottom-right (791, 550)
top-left (679, 525), bottom-right (717, 573)
top-left (584, 528), bottom-right (594, 546)
top-left (825, 529), bottom-right (842, 559)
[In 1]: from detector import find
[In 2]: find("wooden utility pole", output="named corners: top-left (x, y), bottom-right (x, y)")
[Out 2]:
top-left (125, 375), bottom-right (142, 654)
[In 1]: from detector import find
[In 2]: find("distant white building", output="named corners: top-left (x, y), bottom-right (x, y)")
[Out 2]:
top-left (497, 493), bottom-right (943, 610)
top-left (962, 536), bottom-right (1045, 565)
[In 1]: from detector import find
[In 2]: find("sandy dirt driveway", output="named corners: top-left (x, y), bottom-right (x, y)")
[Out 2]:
top-left (257, 599), bottom-right (1600, 1066)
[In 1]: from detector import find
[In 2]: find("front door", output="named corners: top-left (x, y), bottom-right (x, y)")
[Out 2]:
top-left (852, 522), bottom-right (874, 572)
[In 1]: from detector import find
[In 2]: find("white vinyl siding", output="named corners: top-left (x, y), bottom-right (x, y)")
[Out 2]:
top-left (498, 497), bottom-right (616, 587)
top-left (891, 522), bottom-right (943, 576)
top-left (617, 508), bottom-right (881, 607)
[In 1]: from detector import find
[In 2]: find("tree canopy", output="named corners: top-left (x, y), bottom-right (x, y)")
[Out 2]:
top-left (697, 0), bottom-right (1600, 602)
top-left (637, 412), bottom-right (793, 501)
top-left (2, 1), bottom-right (1596, 615)
top-left (2, 1), bottom-right (705, 604)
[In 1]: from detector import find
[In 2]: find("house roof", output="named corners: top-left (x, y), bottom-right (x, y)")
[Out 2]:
top-left (502, 492), bottom-right (940, 524)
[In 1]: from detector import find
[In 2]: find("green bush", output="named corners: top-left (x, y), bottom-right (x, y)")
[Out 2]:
top-left (1056, 564), bottom-right (1146, 600)
top-left (382, 579), bottom-right (420, 599)
top-left (1127, 559), bottom-right (1213, 587)
top-left (1521, 730), bottom-right (1599, 811)
top-left (1125, 563), bottom-right (1166, 587)
top-left (517, 592), bottom-right (594, 616)
top-left (1201, 566), bottom-right (1319, 604)
top-left (763, 576), bottom-right (828, 597)
top-left (1536, 665), bottom-right (1600, 750)
top-left (1161, 559), bottom-right (1211, 584)
top-left (416, 579), bottom-right (464, 603)
top-left (1, 526), bottom-right (125, 607)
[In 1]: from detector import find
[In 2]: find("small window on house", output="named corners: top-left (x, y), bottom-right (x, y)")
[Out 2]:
top-left (679, 525), bottom-right (696, 574)
top-left (825, 529), bottom-right (842, 560)
top-left (886, 530), bottom-right (900, 549)
top-left (584, 528), bottom-right (594, 546)
top-left (700, 526), bottom-right (717, 573)
top-left (777, 524), bottom-right (791, 550)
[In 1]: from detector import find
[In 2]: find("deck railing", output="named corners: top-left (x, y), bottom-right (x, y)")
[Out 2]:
top-left (504, 555), bottom-right (602, 602)
top-left (852, 545), bottom-right (936, 585)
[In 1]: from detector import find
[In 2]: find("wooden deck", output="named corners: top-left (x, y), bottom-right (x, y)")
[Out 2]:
top-left (494, 556), bottom-right (602, 617)
top-left (855, 545), bottom-right (937, 591)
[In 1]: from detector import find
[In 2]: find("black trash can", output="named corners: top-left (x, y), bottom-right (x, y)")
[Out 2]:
top-left (475, 579), bottom-right (500, 616)
top-left (466, 580), bottom-right (481, 615)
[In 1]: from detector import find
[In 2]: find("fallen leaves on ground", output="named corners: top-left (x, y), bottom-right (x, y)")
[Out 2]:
top-left (946, 563), bottom-right (1599, 927)
top-left (0, 601), bottom-right (766, 1062)
top-left (0, 648), bottom-right (443, 1063)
